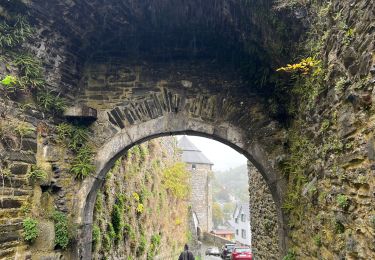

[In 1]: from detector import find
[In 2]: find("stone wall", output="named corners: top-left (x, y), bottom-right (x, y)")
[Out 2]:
top-left (0, 0), bottom-right (374, 259)
top-left (92, 137), bottom-right (190, 259)
top-left (248, 162), bottom-right (279, 259)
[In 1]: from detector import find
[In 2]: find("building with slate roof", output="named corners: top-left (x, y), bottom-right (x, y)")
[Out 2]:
top-left (178, 136), bottom-right (213, 233)
top-left (228, 203), bottom-right (251, 246)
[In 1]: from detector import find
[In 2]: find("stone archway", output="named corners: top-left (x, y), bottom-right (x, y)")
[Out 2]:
top-left (73, 110), bottom-right (286, 259)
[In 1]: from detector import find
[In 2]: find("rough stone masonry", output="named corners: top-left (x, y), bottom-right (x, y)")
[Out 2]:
top-left (0, 0), bottom-right (374, 259)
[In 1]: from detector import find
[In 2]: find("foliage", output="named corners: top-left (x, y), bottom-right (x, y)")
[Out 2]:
top-left (0, 75), bottom-right (18, 91)
top-left (137, 234), bottom-right (147, 256)
top-left (336, 194), bottom-right (349, 209)
top-left (92, 225), bottom-right (101, 247)
top-left (52, 210), bottom-right (70, 249)
top-left (161, 162), bottom-right (190, 199)
top-left (37, 90), bottom-right (66, 114)
top-left (282, 249), bottom-right (296, 260)
top-left (132, 192), bottom-right (140, 202)
top-left (14, 53), bottom-right (45, 89)
top-left (136, 203), bottom-right (144, 214)
top-left (27, 165), bottom-right (47, 182)
top-left (335, 221), bottom-right (345, 234)
top-left (70, 146), bottom-right (95, 179)
top-left (280, 131), bottom-right (315, 224)
top-left (23, 217), bottom-right (39, 242)
top-left (313, 234), bottom-right (322, 247)
top-left (371, 215), bottom-right (375, 228)
top-left (212, 202), bottom-right (224, 227)
top-left (111, 203), bottom-right (124, 241)
top-left (56, 123), bottom-right (95, 180)
top-left (276, 57), bottom-right (321, 75)
top-left (15, 121), bottom-right (34, 137)
top-left (0, 16), bottom-right (33, 49)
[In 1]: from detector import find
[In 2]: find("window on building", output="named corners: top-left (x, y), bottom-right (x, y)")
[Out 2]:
top-left (235, 217), bottom-right (238, 223)
top-left (241, 229), bottom-right (246, 239)
top-left (192, 164), bottom-right (196, 170)
top-left (241, 214), bottom-right (245, 222)
top-left (236, 229), bottom-right (239, 235)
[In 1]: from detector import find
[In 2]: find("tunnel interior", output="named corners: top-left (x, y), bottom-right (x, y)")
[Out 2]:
top-left (6, 0), bottom-right (304, 121)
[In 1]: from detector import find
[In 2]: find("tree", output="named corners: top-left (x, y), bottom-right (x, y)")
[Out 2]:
top-left (212, 202), bottom-right (224, 227)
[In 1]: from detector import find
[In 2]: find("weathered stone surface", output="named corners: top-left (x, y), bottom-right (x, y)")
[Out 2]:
top-left (33, 220), bottom-right (55, 251)
top-left (63, 105), bottom-right (97, 121)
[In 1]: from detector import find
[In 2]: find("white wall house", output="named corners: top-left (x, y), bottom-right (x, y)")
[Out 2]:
top-left (229, 203), bottom-right (251, 247)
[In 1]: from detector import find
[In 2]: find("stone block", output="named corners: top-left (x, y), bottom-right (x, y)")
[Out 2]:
top-left (42, 145), bottom-right (61, 162)
top-left (33, 220), bottom-right (55, 251)
top-left (10, 163), bottom-right (29, 175)
top-left (6, 151), bottom-right (36, 164)
top-left (21, 138), bottom-right (38, 153)
top-left (64, 105), bottom-right (97, 121)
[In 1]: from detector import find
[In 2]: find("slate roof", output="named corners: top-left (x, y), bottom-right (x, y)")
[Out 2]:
top-left (233, 203), bottom-right (250, 219)
top-left (178, 136), bottom-right (213, 165)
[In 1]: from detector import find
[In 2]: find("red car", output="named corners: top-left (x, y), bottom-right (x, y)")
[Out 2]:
top-left (231, 246), bottom-right (252, 260)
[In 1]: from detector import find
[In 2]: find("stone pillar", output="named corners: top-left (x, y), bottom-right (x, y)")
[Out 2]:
top-left (248, 162), bottom-right (280, 259)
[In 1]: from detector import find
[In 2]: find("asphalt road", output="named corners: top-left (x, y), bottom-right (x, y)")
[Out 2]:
top-left (201, 243), bottom-right (222, 260)
top-left (203, 255), bottom-right (222, 260)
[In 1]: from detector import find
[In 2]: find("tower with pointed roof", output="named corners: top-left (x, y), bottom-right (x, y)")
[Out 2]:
top-left (178, 136), bottom-right (213, 233)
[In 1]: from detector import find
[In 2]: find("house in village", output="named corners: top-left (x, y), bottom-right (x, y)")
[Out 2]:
top-left (229, 203), bottom-right (251, 246)
top-left (178, 136), bottom-right (213, 234)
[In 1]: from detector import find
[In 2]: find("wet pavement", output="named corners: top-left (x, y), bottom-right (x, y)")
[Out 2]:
top-left (201, 243), bottom-right (222, 260)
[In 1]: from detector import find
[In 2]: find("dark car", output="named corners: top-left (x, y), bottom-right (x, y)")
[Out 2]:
top-left (221, 243), bottom-right (236, 259)
top-left (231, 246), bottom-right (252, 260)
top-left (205, 246), bottom-right (220, 256)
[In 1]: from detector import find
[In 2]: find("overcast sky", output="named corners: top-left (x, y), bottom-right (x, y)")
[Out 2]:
top-left (177, 135), bottom-right (247, 171)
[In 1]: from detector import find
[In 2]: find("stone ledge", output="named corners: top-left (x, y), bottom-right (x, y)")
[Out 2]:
top-left (63, 105), bottom-right (97, 121)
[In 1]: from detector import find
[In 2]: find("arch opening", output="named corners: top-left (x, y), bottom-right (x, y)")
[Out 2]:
top-left (75, 116), bottom-right (287, 259)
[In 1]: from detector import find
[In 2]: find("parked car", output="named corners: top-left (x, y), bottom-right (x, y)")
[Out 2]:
top-left (221, 243), bottom-right (236, 259)
top-left (231, 246), bottom-right (252, 260)
top-left (205, 246), bottom-right (220, 256)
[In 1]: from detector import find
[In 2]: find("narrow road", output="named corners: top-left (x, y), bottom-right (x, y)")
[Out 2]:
top-left (201, 243), bottom-right (222, 260)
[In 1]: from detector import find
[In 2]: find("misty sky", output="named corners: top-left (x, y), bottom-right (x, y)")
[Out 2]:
top-left (177, 135), bottom-right (247, 171)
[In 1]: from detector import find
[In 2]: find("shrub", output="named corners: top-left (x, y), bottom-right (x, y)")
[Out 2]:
top-left (161, 162), bottom-right (190, 199)
top-left (14, 53), bottom-right (45, 89)
top-left (52, 211), bottom-right (70, 249)
top-left (23, 217), bottom-right (39, 242)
